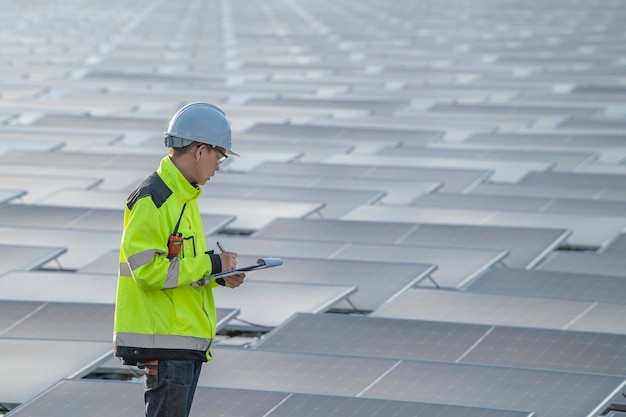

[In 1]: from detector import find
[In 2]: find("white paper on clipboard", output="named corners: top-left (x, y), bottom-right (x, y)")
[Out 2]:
top-left (212, 257), bottom-right (284, 278)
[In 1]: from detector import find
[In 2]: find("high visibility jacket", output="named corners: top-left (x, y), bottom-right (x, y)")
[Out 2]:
top-left (113, 156), bottom-right (220, 365)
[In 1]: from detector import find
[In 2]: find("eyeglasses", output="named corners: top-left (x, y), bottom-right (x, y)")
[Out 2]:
top-left (214, 147), bottom-right (228, 165)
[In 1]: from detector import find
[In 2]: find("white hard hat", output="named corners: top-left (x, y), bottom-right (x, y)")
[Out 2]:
top-left (164, 102), bottom-right (239, 156)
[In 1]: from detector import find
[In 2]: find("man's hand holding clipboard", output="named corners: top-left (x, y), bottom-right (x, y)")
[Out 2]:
top-left (214, 241), bottom-right (284, 288)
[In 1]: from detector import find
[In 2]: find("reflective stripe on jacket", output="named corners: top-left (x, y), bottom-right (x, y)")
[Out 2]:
top-left (113, 156), bottom-right (218, 364)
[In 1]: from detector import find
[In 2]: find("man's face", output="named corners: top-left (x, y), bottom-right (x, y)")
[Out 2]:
top-left (194, 144), bottom-right (227, 185)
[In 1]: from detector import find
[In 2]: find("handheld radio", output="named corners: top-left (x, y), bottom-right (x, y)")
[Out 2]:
top-left (167, 203), bottom-right (187, 259)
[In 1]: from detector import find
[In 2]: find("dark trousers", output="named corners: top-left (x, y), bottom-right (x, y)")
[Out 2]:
top-left (143, 359), bottom-right (202, 417)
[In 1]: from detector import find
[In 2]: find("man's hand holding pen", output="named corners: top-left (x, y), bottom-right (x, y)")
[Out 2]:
top-left (217, 241), bottom-right (246, 288)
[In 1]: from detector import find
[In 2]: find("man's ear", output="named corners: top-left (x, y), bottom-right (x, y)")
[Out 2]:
top-left (194, 143), bottom-right (205, 161)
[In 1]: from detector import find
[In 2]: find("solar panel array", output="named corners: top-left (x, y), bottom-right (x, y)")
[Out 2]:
top-left (2, 0), bottom-right (626, 416)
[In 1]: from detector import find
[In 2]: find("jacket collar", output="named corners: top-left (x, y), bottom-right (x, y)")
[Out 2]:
top-left (158, 156), bottom-right (202, 202)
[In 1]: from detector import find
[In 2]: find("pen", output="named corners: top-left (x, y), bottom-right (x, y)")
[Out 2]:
top-left (216, 241), bottom-right (225, 253)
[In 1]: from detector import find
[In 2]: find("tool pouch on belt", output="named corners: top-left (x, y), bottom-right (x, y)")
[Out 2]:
top-left (137, 360), bottom-right (158, 376)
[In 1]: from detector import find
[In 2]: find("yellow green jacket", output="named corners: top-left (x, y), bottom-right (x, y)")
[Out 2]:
top-left (114, 156), bottom-right (220, 365)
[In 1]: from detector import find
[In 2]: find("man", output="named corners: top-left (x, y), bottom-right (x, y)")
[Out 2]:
top-left (113, 102), bottom-right (246, 417)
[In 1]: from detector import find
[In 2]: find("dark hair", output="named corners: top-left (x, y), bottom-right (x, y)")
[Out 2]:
top-left (170, 141), bottom-right (200, 156)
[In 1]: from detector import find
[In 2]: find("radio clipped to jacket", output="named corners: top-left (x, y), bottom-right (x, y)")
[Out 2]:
top-left (167, 203), bottom-right (187, 259)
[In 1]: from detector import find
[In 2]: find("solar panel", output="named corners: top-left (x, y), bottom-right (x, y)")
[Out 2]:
top-left (341, 205), bottom-right (624, 249)
top-left (0, 270), bottom-right (260, 329)
top-left (429, 103), bottom-right (601, 117)
top-left (0, 204), bottom-right (121, 230)
top-left (372, 288), bottom-right (626, 334)
top-left (325, 153), bottom-right (552, 183)
top-left (253, 218), bottom-right (421, 244)
top-left (200, 347), bottom-right (623, 417)
top-left (559, 117), bottom-right (626, 130)
top-left (216, 234), bottom-right (506, 290)
top-left (468, 182), bottom-right (621, 200)
top-left (266, 393), bottom-right (535, 417)
top-left (245, 123), bottom-right (441, 142)
top-left (519, 171), bottom-right (626, 190)
top-left (0, 302), bottom-right (113, 342)
top-left (0, 226), bottom-right (120, 270)
top-left (359, 359), bottom-right (623, 417)
top-left (256, 313), bottom-right (491, 362)
top-left (0, 203), bottom-right (234, 233)
top-left (0, 150), bottom-right (162, 171)
top-left (0, 299), bottom-right (237, 339)
top-left (464, 267), bottom-right (626, 304)
top-left (214, 280), bottom-right (357, 329)
top-left (196, 183), bottom-right (385, 218)
top-left (0, 244), bottom-right (67, 274)
top-left (253, 218), bottom-right (568, 268)
top-left (37, 190), bottom-right (324, 232)
top-left (0, 189), bottom-right (26, 204)
top-left (213, 171), bottom-right (441, 205)
top-left (200, 347), bottom-right (398, 397)
top-left (410, 193), bottom-right (551, 211)
top-left (0, 162), bottom-right (149, 191)
top-left (461, 326), bottom-right (626, 376)
top-left (565, 303), bottom-right (626, 335)
top-left (32, 114), bottom-right (166, 131)
top-left (382, 146), bottom-right (596, 171)
top-left (251, 161), bottom-right (491, 193)
top-left (256, 313), bottom-right (626, 377)
top-left (0, 174), bottom-right (101, 203)
top-left (328, 244), bottom-right (505, 289)
top-left (246, 97), bottom-right (410, 117)
top-left (537, 251), bottom-right (626, 277)
top-left (601, 233), bottom-right (626, 255)
top-left (0, 338), bottom-right (111, 405)
top-left (0, 271), bottom-right (117, 304)
top-left (7, 379), bottom-right (534, 417)
top-left (235, 255), bottom-right (435, 311)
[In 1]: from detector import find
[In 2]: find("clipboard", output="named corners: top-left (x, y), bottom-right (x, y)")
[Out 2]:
top-left (213, 257), bottom-right (284, 278)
